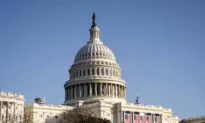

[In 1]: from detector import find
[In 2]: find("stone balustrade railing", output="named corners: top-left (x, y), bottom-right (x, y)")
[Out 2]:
top-left (33, 103), bottom-right (73, 110)
top-left (125, 102), bottom-right (172, 112)
top-left (71, 75), bottom-right (125, 83)
top-left (0, 91), bottom-right (24, 99)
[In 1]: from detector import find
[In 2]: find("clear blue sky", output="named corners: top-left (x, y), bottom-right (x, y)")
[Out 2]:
top-left (0, 0), bottom-right (204, 119)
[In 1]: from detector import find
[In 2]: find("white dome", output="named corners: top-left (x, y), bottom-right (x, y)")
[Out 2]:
top-left (64, 13), bottom-right (126, 105)
top-left (74, 42), bottom-right (116, 62)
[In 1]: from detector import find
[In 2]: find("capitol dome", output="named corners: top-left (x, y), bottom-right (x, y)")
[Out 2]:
top-left (74, 42), bottom-right (116, 62)
top-left (64, 13), bottom-right (126, 105)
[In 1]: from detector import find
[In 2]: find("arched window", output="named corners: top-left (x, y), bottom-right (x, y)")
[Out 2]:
top-left (79, 70), bottom-right (82, 76)
top-left (83, 69), bottom-right (86, 76)
top-left (113, 69), bottom-right (115, 76)
top-left (106, 68), bottom-right (108, 75)
top-left (92, 68), bottom-right (95, 75)
top-left (101, 68), bottom-right (104, 75)
top-left (88, 69), bottom-right (90, 75)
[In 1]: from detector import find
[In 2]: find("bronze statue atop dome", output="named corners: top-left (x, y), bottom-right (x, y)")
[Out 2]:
top-left (91, 12), bottom-right (97, 28)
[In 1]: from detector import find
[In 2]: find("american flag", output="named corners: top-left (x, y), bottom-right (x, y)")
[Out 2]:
top-left (146, 115), bottom-right (151, 123)
top-left (140, 116), bottom-right (146, 123)
top-left (133, 112), bottom-right (139, 123)
top-left (155, 114), bottom-right (160, 123)
top-left (125, 111), bottom-right (131, 123)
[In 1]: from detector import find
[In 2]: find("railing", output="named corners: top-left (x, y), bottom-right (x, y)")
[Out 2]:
top-left (125, 102), bottom-right (172, 112)
top-left (33, 103), bottom-right (73, 109)
top-left (0, 91), bottom-right (24, 99)
top-left (73, 75), bottom-right (125, 81)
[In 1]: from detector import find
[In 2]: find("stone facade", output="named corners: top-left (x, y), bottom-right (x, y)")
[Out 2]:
top-left (24, 98), bottom-right (73, 123)
top-left (0, 91), bottom-right (24, 123)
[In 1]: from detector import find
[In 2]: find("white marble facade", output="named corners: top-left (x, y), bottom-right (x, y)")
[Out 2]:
top-left (0, 91), bottom-right (24, 123)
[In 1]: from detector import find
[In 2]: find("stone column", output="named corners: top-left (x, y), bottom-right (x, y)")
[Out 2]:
top-left (117, 85), bottom-right (119, 97)
top-left (68, 87), bottom-right (71, 99)
top-left (65, 88), bottom-right (68, 101)
top-left (84, 84), bottom-right (86, 97)
top-left (95, 83), bottom-right (97, 96)
top-left (122, 86), bottom-right (124, 98)
top-left (114, 84), bottom-right (117, 97)
top-left (79, 84), bottom-right (82, 97)
top-left (0, 101), bottom-right (2, 121)
top-left (108, 84), bottom-right (110, 97)
top-left (111, 84), bottom-right (112, 97)
top-left (106, 83), bottom-right (108, 96)
top-left (90, 83), bottom-right (92, 96)
top-left (71, 86), bottom-right (73, 99)
top-left (74, 85), bottom-right (77, 98)
top-left (120, 85), bottom-right (123, 98)
top-left (124, 86), bottom-right (126, 98)
top-left (100, 83), bottom-right (102, 96)
top-left (6, 102), bottom-right (9, 123)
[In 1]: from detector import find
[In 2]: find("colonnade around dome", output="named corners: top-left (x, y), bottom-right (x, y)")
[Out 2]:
top-left (65, 82), bottom-right (126, 101)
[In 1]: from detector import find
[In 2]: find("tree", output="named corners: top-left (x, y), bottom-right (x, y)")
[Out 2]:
top-left (57, 105), bottom-right (111, 123)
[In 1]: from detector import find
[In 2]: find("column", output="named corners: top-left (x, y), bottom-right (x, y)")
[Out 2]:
top-left (113, 84), bottom-right (115, 97)
top-left (108, 84), bottom-right (110, 97)
top-left (21, 104), bottom-right (24, 122)
top-left (111, 84), bottom-right (112, 97)
top-left (6, 102), bottom-right (9, 122)
top-left (120, 86), bottom-right (123, 98)
top-left (68, 87), bottom-right (70, 99)
top-left (100, 83), bottom-right (102, 96)
top-left (74, 85), bottom-right (77, 98)
top-left (95, 83), bottom-right (97, 96)
top-left (122, 86), bottom-right (125, 98)
top-left (71, 86), bottom-right (73, 99)
top-left (79, 84), bottom-right (82, 97)
top-left (124, 87), bottom-right (126, 98)
top-left (65, 88), bottom-right (68, 101)
top-left (0, 101), bottom-right (2, 121)
top-left (106, 83), bottom-right (108, 96)
top-left (90, 83), bottom-right (92, 96)
top-left (114, 85), bottom-right (117, 97)
top-left (84, 84), bottom-right (87, 97)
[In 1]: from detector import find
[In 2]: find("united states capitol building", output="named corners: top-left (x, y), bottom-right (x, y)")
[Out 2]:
top-left (0, 13), bottom-right (180, 123)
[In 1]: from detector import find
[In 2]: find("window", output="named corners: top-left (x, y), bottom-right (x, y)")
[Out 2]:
top-left (106, 69), bottom-right (108, 75)
top-left (79, 70), bottom-right (82, 76)
top-left (101, 68), bottom-right (104, 75)
top-left (92, 69), bottom-right (95, 75)
top-left (97, 68), bottom-right (100, 75)
top-left (83, 69), bottom-right (86, 76)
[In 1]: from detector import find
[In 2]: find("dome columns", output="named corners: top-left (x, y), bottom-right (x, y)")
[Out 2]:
top-left (64, 83), bottom-right (126, 102)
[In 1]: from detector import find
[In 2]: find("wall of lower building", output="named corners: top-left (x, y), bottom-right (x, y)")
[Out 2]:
top-left (0, 91), bottom-right (24, 123)
top-left (24, 103), bottom-right (73, 123)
